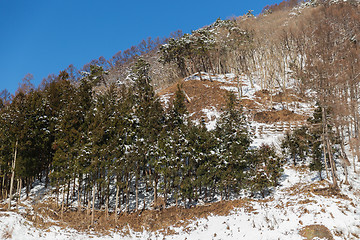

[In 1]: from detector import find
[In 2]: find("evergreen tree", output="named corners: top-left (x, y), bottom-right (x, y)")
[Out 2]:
top-left (0, 98), bottom-right (13, 199)
top-left (156, 85), bottom-right (189, 207)
top-left (187, 120), bottom-right (217, 203)
top-left (249, 144), bottom-right (283, 197)
top-left (281, 126), bottom-right (310, 166)
top-left (215, 92), bottom-right (251, 198)
top-left (129, 58), bottom-right (164, 209)
top-left (307, 105), bottom-right (325, 178)
top-left (51, 76), bottom-right (80, 198)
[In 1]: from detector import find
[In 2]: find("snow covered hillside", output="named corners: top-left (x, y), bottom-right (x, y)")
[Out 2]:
top-left (1, 73), bottom-right (360, 240)
top-left (1, 150), bottom-right (360, 239)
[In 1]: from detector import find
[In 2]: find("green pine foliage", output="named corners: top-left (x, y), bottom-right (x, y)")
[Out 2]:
top-left (281, 126), bottom-right (310, 166)
top-left (0, 63), bottom-right (285, 211)
top-left (307, 105), bottom-right (324, 178)
top-left (249, 144), bottom-right (284, 197)
top-left (215, 92), bottom-right (251, 197)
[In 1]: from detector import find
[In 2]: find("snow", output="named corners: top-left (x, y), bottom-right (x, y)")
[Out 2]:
top-left (201, 107), bottom-right (221, 130)
top-left (159, 93), bottom-right (173, 109)
top-left (0, 72), bottom-right (358, 239)
top-left (3, 160), bottom-right (359, 240)
top-left (184, 72), bottom-right (236, 83)
top-left (219, 86), bottom-right (237, 92)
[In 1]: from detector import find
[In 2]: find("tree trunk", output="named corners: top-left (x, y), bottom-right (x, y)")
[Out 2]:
top-left (126, 176), bottom-right (130, 212)
top-left (115, 185), bottom-right (119, 223)
top-left (237, 74), bottom-right (243, 100)
top-left (1, 173), bottom-right (5, 200)
top-left (56, 185), bottom-right (59, 208)
top-left (190, 56), bottom-right (202, 81)
top-left (164, 178), bottom-right (167, 208)
top-left (205, 186), bottom-right (208, 202)
top-left (15, 179), bottom-right (19, 209)
top-left (105, 196), bottom-right (109, 219)
top-left (105, 181), bottom-right (109, 219)
top-left (322, 134), bottom-right (329, 179)
top-left (66, 180), bottom-right (70, 205)
top-left (91, 183), bottom-right (95, 226)
top-left (77, 175), bottom-right (81, 212)
top-left (45, 164), bottom-right (49, 188)
top-left (322, 107), bottom-right (338, 188)
top-left (61, 186), bottom-right (65, 220)
top-left (17, 178), bottom-right (22, 207)
top-left (26, 178), bottom-right (30, 198)
top-left (326, 138), bottom-right (338, 189)
top-left (8, 140), bottom-right (18, 210)
top-left (338, 126), bottom-right (350, 185)
top-left (86, 199), bottom-right (91, 216)
top-left (72, 173), bottom-right (76, 198)
top-left (153, 176), bottom-right (158, 204)
top-left (135, 175), bottom-right (139, 211)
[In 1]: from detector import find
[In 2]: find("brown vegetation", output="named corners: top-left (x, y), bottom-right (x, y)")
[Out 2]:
top-left (21, 198), bottom-right (253, 235)
top-left (159, 79), bottom-right (308, 124)
top-left (299, 224), bottom-right (334, 240)
top-left (1, 226), bottom-right (13, 239)
top-left (253, 109), bottom-right (307, 123)
top-left (159, 79), bottom-right (234, 120)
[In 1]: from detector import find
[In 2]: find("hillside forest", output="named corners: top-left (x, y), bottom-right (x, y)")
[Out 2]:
top-left (0, 0), bottom-right (359, 225)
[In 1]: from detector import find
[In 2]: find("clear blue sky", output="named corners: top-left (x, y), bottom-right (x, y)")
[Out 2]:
top-left (0, 0), bottom-right (281, 94)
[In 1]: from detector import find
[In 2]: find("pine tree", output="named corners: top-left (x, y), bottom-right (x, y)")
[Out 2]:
top-left (0, 96), bottom-right (13, 200)
top-left (155, 85), bottom-right (189, 207)
top-left (215, 92), bottom-right (251, 199)
top-left (249, 144), bottom-right (283, 197)
top-left (281, 126), bottom-right (310, 166)
top-left (307, 105), bottom-right (325, 179)
top-left (186, 120), bottom-right (217, 203)
top-left (51, 76), bottom-right (80, 206)
top-left (128, 58), bottom-right (164, 210)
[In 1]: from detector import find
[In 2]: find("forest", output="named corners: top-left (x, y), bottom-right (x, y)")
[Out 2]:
top-left (0, 0), bottom-right (359, 225)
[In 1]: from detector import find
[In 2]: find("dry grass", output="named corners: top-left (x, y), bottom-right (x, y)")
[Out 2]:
top-left (159, 79), bottom-right (308, 124)
top-left (253, 109), bottom-right (307, 123)
top-left (1, 225), bottom-right (13, 239)
top-left (20, 198), bottom-right (254, 235)
top-left (159, 78), bottom-right (231, 120)
top-left (0, 177), bottom-right (352, 238)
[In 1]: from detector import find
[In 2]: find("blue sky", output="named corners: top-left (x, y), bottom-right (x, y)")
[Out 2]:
top-left (0, 0), bottom-right (281, 94)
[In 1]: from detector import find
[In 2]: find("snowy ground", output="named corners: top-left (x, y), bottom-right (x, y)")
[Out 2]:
top-left (1, 161), bottom-right (360, 240)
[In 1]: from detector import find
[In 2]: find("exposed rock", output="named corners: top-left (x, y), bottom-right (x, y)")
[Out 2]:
top-left (299, 224), bottom-right (334, 240)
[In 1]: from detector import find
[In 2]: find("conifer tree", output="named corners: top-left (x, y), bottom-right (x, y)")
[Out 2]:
top-left (155, 85), bottom-right (188, 207)
top-left (249, 144), bottom-right (283, 197)
top-left (281, 126), bottom-right (310, 166)
top-left (193, 120), bottom-right (218, 202)
top-left (129, 58), bottom-right (164, 209)
top-left (51, 75), bottom-right (80, 205)
top-left (307, 105), bottom-right (325, 179)
top-left (0, 97), bottom-right (13, 199)
top-left (215, 92), bottom-right (251, 198)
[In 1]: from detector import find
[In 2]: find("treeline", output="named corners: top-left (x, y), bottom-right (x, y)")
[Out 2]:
top-left (262, 0), bottom-right (305, 14)
top-left (0, 58), bottom-right (283, 220)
